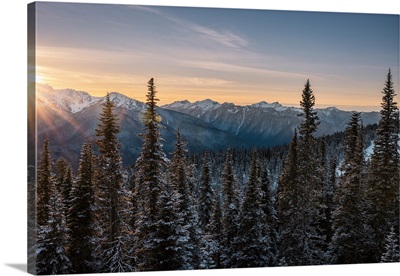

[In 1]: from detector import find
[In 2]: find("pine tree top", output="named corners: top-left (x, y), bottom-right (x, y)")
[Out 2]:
top-left (95, 92), bottom-right (121, 155)
top-left (298, 79), bottom-right (320, 141)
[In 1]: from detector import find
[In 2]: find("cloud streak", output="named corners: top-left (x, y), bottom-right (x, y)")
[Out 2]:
top-left (136, 5), bottom-right (249, 49)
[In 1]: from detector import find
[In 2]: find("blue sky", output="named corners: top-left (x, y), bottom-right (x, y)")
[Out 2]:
top-left (34, 2), bottom-right (399, 110)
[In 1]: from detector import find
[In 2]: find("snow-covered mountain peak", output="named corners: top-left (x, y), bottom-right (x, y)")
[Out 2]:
top-left (317, 106), bottom-right (340, 117)
top-left (250, 101), bottom-right (287, 111)
top-left (38, 85), bottom-right (101, 113)
top-left (162, 100), bottom-right (192, 110)
top-left (38, 85), bottom-right (146, 113)
top-left (162, 99), bottom-right (221, 117)
top-left (192, 99), bottom-right (221, 110)
top-left (106, 92), bottom-right (146, 111)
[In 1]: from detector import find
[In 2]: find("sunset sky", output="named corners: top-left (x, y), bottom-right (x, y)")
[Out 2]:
top-left (33, 2), bottom-right (399, 111)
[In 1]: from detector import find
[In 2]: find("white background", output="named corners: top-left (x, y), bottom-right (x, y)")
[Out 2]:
top-left (1, 0), bottom-right (399, 275)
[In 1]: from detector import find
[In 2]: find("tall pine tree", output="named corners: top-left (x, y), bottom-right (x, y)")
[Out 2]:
top-left (36, 138), bottom-right (71, 275)
top-left (364, 69), bottom-right (400, 262)
top-left (278, 79), bottom-right (326, 265)
top-left (198, 151), bottom-right (214, 232)
top-left (134, 78), bottom-right (167, 271)
top-left (234, 151), bottom-right (270, 268)
top-left (54, 157), bottom-right (73, 213)
top-left (260, 162), bottom-right (278, 266)
top-left (37, 138), bottom-right (52, 228)
top-left (204, 188), bottom-right (223, 269)
top-left (381, 226), bottom-right (400, 262)
top-left (68, 141), bottom-right (95, 273)
top-left (297, 79), bottom-right (326, 265)
top-left (330, 112), bottom-right (366, 264)
top-left (324, 157), bottom-right (337, 246)
top-left (220, 149), bottom-right (240, 268)
top-left (277, 130), bottom-right (301, 265)
top-left (92, 92), bottom-right (127, 272)
top-left (162, 129), bottom-right (194, 269)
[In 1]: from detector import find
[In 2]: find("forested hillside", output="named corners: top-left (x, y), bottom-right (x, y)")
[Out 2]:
top-left (29, 70), bottom-right (399, 274)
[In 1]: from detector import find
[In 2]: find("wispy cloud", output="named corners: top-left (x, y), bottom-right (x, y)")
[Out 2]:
top-left (189, 25), bottom-right (248, 48)
top-left (177, 59), bottom-right (316, 81)
top-left (159, 76), bottom-right (235, 86)
top-left (135, 5), bottom-right (249, 49)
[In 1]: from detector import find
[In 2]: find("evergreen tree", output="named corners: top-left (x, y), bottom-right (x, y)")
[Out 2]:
top-left (54, 157), bottom-right (73, 211)
top-left (298, 79), bottom-right (320, 141)
top-left (381, 226), bottom-right (400, 262)
top-left (68, 141), bottom-right (95, 273)
top-left (151, 173), bottom-right (182, 271)
top-left (234, 151), bottom-right (270, 267)
top-left (37, 138), bottom-right (52, 228)
top-left (278, 79), bottom-right (326, 265)
top-left (54, 157), bottom-right (73, 264)
top-left (297, 79), bottom-right (326, 265)
top-left (185, 159), bottom-right (202, 269)
top-left (260, 162), bottom-right (278, 266)
top-left (163, 130), bottom-right (194, 269)
top-left (134, 78), bottom-right (167, 271)
top-left (220, 149), bottom-right (240, 268)
top-left (204, 189), bottom-right (223, 269)
top-left (104, 179), bottom-right (134, 272)
top-left (330, 112), bottom-right (366, 264)
top-left (198, 151), bottom-right (214, 232)
top-left (36, 138), bottom-right (71, 274)
top-left (277, 130), bottom-right (301, 265)
top-left (169, 130), bottom-right (190, 226)
top-left (92, 92), bottom-right (127, 272)
top-left (363, 69), bottom-right (399, 263)
top-left (324, 157), bottom-right (337, 246)
top-left (36, 180), bottom-right (72, 275)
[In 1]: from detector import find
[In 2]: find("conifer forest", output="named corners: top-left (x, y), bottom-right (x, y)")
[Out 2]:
top-left (29, 69), bottom-right (399, 274)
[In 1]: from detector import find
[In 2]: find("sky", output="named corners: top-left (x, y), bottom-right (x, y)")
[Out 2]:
top-left (32, 2), bottom-right (399, 111)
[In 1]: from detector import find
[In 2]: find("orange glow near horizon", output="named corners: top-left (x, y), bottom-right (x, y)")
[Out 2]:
top-left (35, 43), bottom-right (387, 112)
top-left (36, 77), bottom-right (384, 112)
top-left (33, 3), bottom-right (398, 114)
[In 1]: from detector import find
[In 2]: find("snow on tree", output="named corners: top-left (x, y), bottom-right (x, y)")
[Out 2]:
top-left (185, 159), bottom-right (202, 269)
top-left (54, 157), bottom-right (74, 263)
top-left (102, 181), bottom-right (134, 272)
top-left (329, 112), bottom-right (367, 264)
top-left (277, 130), bottom-right (301, 265)
top-left (54, 157), bottom-right (73, 211)
top-left (220, 148), bottom-right (240, 268)
top-left (37, 138), bottom-right (52, 228)
top-left (198, 151), bottom-right (214, 232)
top-left (202, 187), bottom-right (223, 269)
top-left (364, 69), bottom-right (400, 262)
top-left (277, 79), bottom-right (326, 266)
top-left (381, 226), bottom-right (400, 262)
top-left (68, 141), bottom-right (96, 273)
top-left (36, 138), bottom-right (71, 275)
top-left (161, 129), bottom-right (196, 269)
top-left (92, 92), bottom-right (129, 272)
top-left (298, 79), bottom-right (320, 141)
top-left (134, 78), bottom-right (168, 271)
top-left (323, 157), bottom-right (337, 246)
top-left (234, 151), bottom-right (270, 268)
top-left (259, 161), bottom-right (278, 266)
top-left (296, 79), bottom-right (326, 265)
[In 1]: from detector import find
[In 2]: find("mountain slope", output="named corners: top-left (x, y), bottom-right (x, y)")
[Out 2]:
top-left (37, 86), bottom-right (246, 168)
top-left (37, 86), bottom-right (380, 168)
top-left (162, 100), bottom-right (380, 147)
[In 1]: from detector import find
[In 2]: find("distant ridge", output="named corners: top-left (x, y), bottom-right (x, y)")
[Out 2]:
top-left (36, 85), bottom-right (380, 167)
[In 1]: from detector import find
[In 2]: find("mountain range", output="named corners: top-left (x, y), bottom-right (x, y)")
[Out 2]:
top-left (36, 84), bottom-right (380, 168)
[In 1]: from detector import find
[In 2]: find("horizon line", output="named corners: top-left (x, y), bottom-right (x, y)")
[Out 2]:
top-left (36, 82), bottom-right (383, 112)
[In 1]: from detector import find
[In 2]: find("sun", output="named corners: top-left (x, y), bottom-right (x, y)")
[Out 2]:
top-left (36, 74), bottom-right (44, 83)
